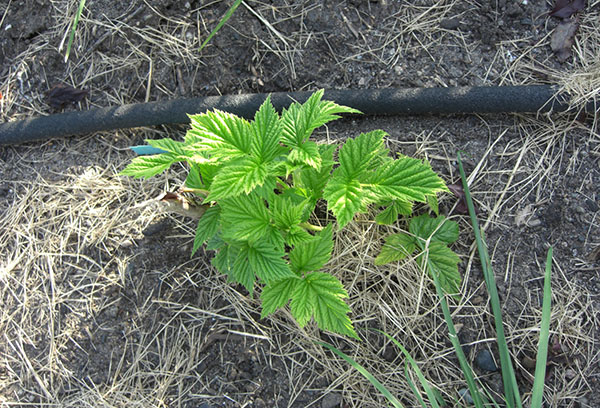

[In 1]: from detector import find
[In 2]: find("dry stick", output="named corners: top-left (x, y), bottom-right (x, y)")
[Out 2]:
top-left (88, 5), bottom-right (145, 53)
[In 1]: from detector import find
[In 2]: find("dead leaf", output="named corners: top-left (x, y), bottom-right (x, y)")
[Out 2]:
top-left (550, 0), bottom-right (585, 19)
top-left (45, 83), bottom-right (89, 110)
top-left (551, 20), bottom-right (579, 62)
top-left (448, 183), bottom-right (477, 215)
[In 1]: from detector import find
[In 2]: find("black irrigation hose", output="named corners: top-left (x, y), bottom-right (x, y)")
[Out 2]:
top-left (0, 85), bottom-right (574, 145)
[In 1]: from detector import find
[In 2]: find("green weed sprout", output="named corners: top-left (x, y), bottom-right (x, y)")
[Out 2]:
top-left (321, 152), bottom-right (552, 406)
top-left (120, 90), bottom-right (448, 338)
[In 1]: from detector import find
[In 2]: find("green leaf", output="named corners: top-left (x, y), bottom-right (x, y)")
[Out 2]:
top-left (288, 141), bottom-right (321, 169)
top-left (375, 233), bottom-right (417, 265)
top-left (146, 138), bottom-right (190, 158)
top-left (206, 157), bottom-right (268, 201)
top-left (418, 242), bottom-right (461, 295)
top-left (185, 164), bottom-right (205, 190)
top-left (366, 157), bottom-right (448, 203)
top-left (323, 177), bottom-right (366, 228)
top-left (212, 242), bottom-right (238, 274)
top-left (410, 215), bottom-right (459, 245)
top-left (375, 200), bottom-right (413, 225)
top-left (284, 225), bottom-right (314, 247)
top-left (250, 96), bottom-right (286, 162)
top-left (246, 241), bottom-right (295, 284)
top-left (261, 276), bottom-right (301, 317)
top-left (281, 89), bottom-right (361, 148)
top-left (337, 130), bottom-right (388, 179)
top-left (119, 153), bottom-right (181, 179)
top-left (187, 110), bottom-right (251, 159)
top-left (290, 272), bottom-right (357, 338)
top-left (296, 144), bottom-right (336, 200)
top-left (270, 195), bottom-right (304, 230)
top-left (427, 194), bottom-right (439, 216)
top-left (192, 206), bottom-right (221, 256)
top-left (220, 194), bottom-right (272, 242)
top-left (289, 224), bottom-right (334, 274)
top-left (232, 245), bottom-right (256, 293)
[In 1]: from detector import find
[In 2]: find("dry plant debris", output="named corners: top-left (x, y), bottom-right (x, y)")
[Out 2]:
top-left (0, 0), bottom-right (599, 407)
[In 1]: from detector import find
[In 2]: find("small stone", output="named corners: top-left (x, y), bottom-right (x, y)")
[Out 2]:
top-left (440, 18), bottom-right (460, 30)
top-left (458, 388), bottom-right (474, 404)
top-left (575, 205), bottom-right (585, 215)
top-left (475, 349), bottom-right (498, 372)
top-left (585, 199), bottom-right (599, 212)
top-left (527, 218), bottom-right (542, 227)
top-left (522, 355), bottom-right (536, 369)
top-left (321, 392), bottom-right (342, 408)
top-left (253, 397), bottom-right (266, 408)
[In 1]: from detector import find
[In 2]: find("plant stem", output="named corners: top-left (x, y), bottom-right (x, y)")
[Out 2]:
top-left (180, 186), bottom-right (209, 196)
top-left (300, 222), bottom-right (323, 232)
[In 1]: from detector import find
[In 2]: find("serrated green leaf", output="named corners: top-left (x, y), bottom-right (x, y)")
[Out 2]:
top-left (281, 89), bottom-right (360, 148)
top-left (375, 200), bottom-right (413, 225)
top-left (119, 153), bottom-right (181, 179)
top-left (418, 242), bottom-right (461, 295)
top-left (192, 206), bottom-right (221, 256)
top-left (185, 164), bottom-right (205, 190)
top-left (289, 224), bottom-right (334, 274)
top-left (247, 241), bottom-right (294, 283)
top-left (269, 195), bottom-right (306, 230)
top-left (410, 214), bottom-right (459, 245)
top-left (365, 157), bottom-right (448, 203)
top-left (250, 96), bottom-right (286, 162)
top-left (296, 144), bottom-right (336, 201)
top-left (284, 225), bottom-right (314, 247)
top-left (206, 157), bottom-right (268, 201)
top-left (288, 141), bottom-right (321, 169)
top-left (290, 272), bottom-right (357, 338)
top-left (146, 138), bottom-right (190, 158)
top-left (261, 276), bottom-right (301, 317)
top-left (220, 194), bottom-right (272, 242)
top-left (323, 177), bottom-right (366, 228)
top-left (427, 194), bottom-right (439, 216)
top-left (187, 110), bottom-right (251, 159)
top-left (338, 130), bottom-right (388, 179)
top-left (212, 242), bottom-right (239, 275)
top-left (232, 245), bottom-right (256, 293)
top-left (375, 233), bottom-right (417, 265)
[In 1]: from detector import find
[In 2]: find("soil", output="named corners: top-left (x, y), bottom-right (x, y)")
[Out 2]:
top-left (1, 1), bottom-right (598, 407)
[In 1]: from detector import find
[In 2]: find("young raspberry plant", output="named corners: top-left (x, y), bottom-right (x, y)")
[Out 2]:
top-left (121, 90), bottom-right (449, 339)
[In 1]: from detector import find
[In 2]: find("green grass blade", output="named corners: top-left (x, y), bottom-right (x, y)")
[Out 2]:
top-left (530, 247), bottom-right (553, 408)
top-left (457, 152), bottom-right (522, 408)
top-left (65, 0), bottom-right (86, 62)
top-left (199, 0), bottom-right (243, 53)
top-left (318, 341), bottom-right (404, 408)
top-left (373, 330), bottom-right (442, 408)
top-left (426, 256), bottom-right (485, 407)
top-left (403, 364), bottom-right (428, 408)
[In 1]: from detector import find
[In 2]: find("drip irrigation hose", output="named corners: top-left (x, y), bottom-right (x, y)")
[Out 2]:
top-left (0, 85), bottom-right (574, 145)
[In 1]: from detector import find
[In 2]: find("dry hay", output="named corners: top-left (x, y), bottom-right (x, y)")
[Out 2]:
top-left (1, 0), bottom-right (599, 407)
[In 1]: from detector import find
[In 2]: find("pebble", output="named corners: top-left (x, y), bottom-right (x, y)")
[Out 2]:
top-left (585, 199), bottom-right (599, 212)
top-left (475, 349), bottom-right (498, 372)
top-left (440, 18), bottom-right (460, 30)
top-left (458, 388), bottom-right (474, 404)
top-left (321, 392), bottom-right (342, 408)
top-left (253, 397), bottom-right (267, 408)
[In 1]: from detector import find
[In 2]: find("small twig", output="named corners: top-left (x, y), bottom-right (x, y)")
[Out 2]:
top-left (89, 5), bottom-right (145, 53)
top-left (242, 1), bottom-right (290, 48)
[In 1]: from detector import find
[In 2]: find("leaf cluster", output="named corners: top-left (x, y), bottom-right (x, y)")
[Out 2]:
top-left (121, 90), bottom-right (449, 338)
top-left (376, 214), bottom-right (461, 295)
